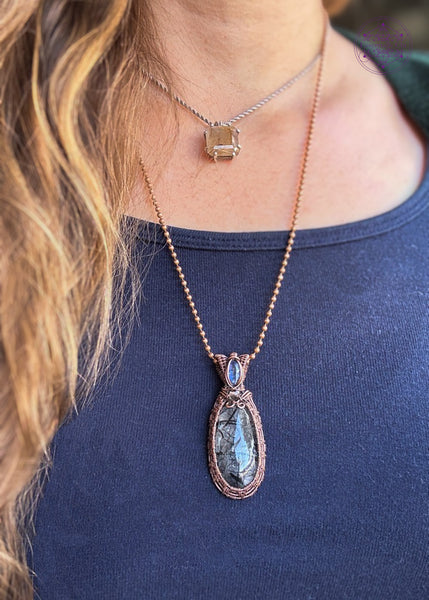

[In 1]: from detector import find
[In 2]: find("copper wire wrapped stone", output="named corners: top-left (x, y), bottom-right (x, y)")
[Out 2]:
top-left (207, 353), bottom-right (266, 499)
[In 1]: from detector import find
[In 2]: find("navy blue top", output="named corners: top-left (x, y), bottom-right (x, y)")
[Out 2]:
top-left (30, 139), bottom-right (429, 599)
top-left (29, 34), bottom-right (429, 600)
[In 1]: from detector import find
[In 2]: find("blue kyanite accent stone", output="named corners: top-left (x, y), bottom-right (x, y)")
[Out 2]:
top-left (227, 358), bottom-right (242, 386)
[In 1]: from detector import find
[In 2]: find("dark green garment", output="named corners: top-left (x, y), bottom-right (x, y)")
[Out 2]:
top-left (336, 25), bottom-right (429, 137)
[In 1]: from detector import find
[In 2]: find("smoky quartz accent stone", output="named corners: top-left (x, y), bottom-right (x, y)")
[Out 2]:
top-left (215, 403), bottom-right (259, 488)
top-left (204, 125), bottom-right (241, 160)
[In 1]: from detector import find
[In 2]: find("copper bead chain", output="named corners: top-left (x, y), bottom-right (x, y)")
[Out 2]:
top-left (138, 14), bottom-right (329, 367)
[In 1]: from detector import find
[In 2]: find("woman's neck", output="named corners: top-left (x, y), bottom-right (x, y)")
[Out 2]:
top-left (149, 0), bottom-right (328, 118)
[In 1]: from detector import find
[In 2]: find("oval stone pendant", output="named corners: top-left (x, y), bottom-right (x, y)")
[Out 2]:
top-left (207, 352), bottom-right (266, 499)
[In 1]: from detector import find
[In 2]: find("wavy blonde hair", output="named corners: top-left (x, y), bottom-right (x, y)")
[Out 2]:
top-left (0, 0), bottom-right (349, 597)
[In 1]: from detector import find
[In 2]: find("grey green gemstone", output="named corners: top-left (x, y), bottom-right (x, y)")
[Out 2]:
top-left (215, 403), bottom-right (258, 488)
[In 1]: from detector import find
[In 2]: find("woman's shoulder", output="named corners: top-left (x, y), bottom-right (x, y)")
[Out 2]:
top-left (334, 24), bottom-right (429, 139)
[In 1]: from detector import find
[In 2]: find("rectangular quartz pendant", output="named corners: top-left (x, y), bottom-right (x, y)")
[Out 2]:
top-left (204, 124), bottom-right (241, 161)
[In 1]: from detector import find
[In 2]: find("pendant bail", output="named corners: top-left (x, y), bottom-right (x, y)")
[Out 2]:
top-left (214, 352), bottom-right (249, 388)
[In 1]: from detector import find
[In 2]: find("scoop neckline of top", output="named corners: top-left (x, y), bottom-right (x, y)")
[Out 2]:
top-left (127, 136), bottom-right (429, 251)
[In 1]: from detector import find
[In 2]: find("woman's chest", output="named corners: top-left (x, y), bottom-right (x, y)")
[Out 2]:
top-left (30, 233), bottom-right (429, 599)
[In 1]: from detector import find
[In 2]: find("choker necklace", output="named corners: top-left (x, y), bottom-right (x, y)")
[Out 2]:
top-left (138, 15), bottom-right (329, 499)
top-left (145, 47), bottom-right (322, 161)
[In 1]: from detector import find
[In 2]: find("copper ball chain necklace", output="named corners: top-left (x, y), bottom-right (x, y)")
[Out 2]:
top-left (138, 15), bottom-right (329, 499)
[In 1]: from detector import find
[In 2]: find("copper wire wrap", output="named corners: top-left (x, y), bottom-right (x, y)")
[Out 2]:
top-left (139, 12), bottom-right (330, 367)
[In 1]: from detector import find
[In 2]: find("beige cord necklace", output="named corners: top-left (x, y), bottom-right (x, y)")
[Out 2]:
top-left (145, 46), bottom-right (321, 161)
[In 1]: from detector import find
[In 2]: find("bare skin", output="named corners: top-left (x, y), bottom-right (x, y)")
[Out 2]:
top-left (127, 0), bottom-right (427, 232)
